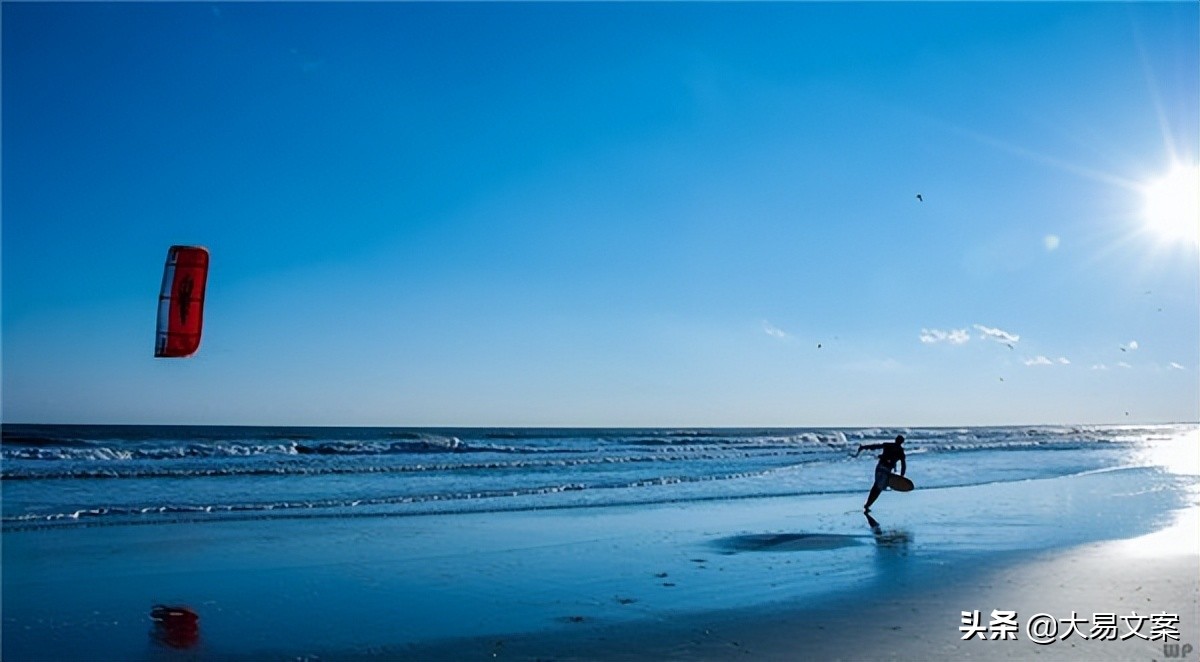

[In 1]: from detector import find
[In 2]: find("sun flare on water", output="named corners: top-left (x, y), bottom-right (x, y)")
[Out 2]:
top-left (1141, 162), bottom-right (1200, 246)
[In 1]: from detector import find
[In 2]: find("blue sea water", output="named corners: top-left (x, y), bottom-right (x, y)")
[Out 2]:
top-left (2, 423), bottom-right (1198, 661)
top-left (3, 423), bottom-right (1195, 529)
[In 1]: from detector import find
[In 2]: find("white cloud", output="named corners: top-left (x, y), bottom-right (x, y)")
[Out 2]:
top-left (974, 324), bottom-right (1020, 345)
top-left (1169, 362), bottom-right (1186, 371)
top-left (1044, 235), bottom-right (1060, 251)
top-left (920, 328), bottom-right (969, 345)
top-left (1022, 356), bottom-right (1069, 367)
top-left (1091, 364), bottom-right (1109, 371)
top-left (1117, 362), bottom-right (1133, 369)
top-left (762, 321), bottom-right (789, 340)
top-left (1128, 341), bottom-right (1139, 351)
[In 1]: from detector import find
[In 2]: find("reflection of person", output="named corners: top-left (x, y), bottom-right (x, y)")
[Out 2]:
top-left (853, 435), bottom-right (906, 513)
top-left (864, 511), bottom-right (882, 536)
top-left (862, 511), bottom-right (913, 554)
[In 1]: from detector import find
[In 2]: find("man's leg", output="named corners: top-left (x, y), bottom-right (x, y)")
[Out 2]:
top-left (864, 486), bottom-right (882, 511)
top-left (865, 465), bottom-right (888, 511)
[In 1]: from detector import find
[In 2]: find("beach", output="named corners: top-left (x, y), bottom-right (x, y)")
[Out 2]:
top-left (3, 426), bottom-right (1197, 661)
top-left (416, 502), bottom-right (1197, 662)
top-left (5, 3), bottom-right (1199, 659)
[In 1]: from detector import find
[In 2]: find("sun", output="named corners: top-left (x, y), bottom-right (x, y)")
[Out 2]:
top-left (1141, 162), bottom-right (1199, 245)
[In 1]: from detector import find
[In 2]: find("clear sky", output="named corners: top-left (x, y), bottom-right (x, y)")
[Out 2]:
top-left (3, 2), bottom-right (1197, 427)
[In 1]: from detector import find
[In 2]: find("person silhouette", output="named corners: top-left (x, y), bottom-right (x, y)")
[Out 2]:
top-left (853, 434), bottom-right (906, 512)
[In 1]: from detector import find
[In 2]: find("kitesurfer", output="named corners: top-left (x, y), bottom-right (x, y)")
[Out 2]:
top-left (853, 434), bottom-right (906, 512)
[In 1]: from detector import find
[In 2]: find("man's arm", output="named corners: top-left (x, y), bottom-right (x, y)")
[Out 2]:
top-left (854, 443), bottom-right (884, 457)
top-left (899, 457), bottom-right (906, 477)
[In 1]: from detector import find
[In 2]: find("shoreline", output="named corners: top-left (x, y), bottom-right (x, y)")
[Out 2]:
top-left (3, 467), bottom-right (1197, 661)
top-left (393, 517), bottom-right (1198, 661)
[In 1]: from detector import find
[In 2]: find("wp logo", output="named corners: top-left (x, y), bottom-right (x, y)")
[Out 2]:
top-left (1163, 642), bottom-right (1193, 658)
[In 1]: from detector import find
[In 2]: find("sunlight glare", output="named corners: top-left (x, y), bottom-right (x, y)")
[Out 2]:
top-left (1120, 429), bottom-right (1200, 558)
top-left (1141, 162), bottom-right (1199, 245)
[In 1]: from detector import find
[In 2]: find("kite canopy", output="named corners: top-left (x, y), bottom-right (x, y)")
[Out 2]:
top-left (155, 246), bottom-right (209, 358)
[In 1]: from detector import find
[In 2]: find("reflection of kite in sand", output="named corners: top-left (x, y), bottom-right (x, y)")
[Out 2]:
top-left (150, 604), bottom-right (199, 649)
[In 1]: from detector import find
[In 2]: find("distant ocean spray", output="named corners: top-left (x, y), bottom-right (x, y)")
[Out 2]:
top-left (2, 424), bottom-right (1194, 529)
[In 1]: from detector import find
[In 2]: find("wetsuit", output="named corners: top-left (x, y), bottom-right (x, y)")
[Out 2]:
top-left (872, 441), bottom-right (906, 490)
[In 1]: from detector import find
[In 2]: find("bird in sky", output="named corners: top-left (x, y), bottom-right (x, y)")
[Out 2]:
top-left (916, 194), bottom-right (923, 202)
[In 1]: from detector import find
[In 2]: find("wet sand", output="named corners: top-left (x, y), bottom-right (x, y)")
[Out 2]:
top-left (3, 467), bottom-right (1197, 661)
top-left (405, 507), bottom-right (1197, 661)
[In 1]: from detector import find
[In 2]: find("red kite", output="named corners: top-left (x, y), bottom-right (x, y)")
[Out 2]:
top-left (155, 246), bottom-right (209, 358)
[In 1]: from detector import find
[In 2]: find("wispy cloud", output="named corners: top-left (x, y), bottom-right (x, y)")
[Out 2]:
top-left (1024, 355), bottom-right (1070, 366)
top-left (1044, 234), bottom-right (1060, 251)
top-left (920, 328), bottom-right (969, 345)
top-left (1169, 362), bottom-right (1186, 371)
top-left (1128, 340), bottom-right (1139, 351)
top-left (1117, 362), bottom-right (1133, 369)
top-left (974, 324), bottom-right (1020, 345)
top-left (1091, 364), bottom-right (1109, 371)
top-left (762, 320), bottom-right (790, 340)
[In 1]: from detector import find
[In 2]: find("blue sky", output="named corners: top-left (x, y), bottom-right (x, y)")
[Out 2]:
top-left (3, 2), bottom-right (1197, 427)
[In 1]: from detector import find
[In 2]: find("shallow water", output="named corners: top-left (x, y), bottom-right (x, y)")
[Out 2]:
top-left (3, 424), bottom-right (1197, 659)
top-left (3, 463), bottom-right (1194, 661)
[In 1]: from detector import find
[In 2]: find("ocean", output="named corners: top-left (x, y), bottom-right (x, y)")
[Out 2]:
top-left (4, 423), bottom-right (1195, 530)
top-left (4, 422), bottom-right (1198, 660)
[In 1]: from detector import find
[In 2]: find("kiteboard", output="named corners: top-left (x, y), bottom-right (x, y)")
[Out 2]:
top-left (887, 474), bottom-right (914, 492)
